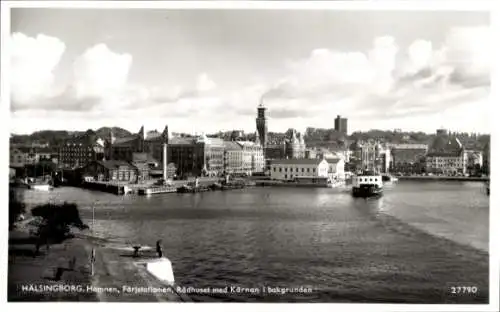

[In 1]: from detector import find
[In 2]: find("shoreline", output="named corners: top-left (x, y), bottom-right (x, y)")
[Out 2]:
top-left (396, 176), bottom-right (488, 182)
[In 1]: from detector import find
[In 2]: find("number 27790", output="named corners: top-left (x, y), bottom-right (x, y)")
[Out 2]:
top-left (449, 286), bottom-right (478, 294)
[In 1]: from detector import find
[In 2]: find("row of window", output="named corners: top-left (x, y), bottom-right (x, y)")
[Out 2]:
top-left (358, 178), bottom-right (379, 182)
top-left (273, 167), bottom-right (316, 173)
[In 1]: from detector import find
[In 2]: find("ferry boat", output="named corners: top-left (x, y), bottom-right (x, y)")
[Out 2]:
top-left (352, 170), bottom-right (383, 198)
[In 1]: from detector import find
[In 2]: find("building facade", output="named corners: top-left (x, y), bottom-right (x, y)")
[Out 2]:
top-left (270, 159), bottom-right (329, 181)
top-left (167, 137), bottom-right (205, 178)
top-left (223, 141), bottom-right (244, 174)
top-left (334, 115), bottom-right (348, 135)
top-left (464, 150), bottom-right (483, 176)
top-left (285, 129), bottom-right (306, 159)
top-left (105, 127), bottom-right (144, 162)
top-left (389, 143), bottom-right (428, 174)
top-left (325, 158), bottom-right (346, 181)
top-left (237, 141), bottom-right (265, 174)
top-left (425, 131), bottom-right (466, 175)
top-left (198, 135), bottom-right (225, 177)
top-left (81, 160), bottom-right (138, 182)
top-left (144, 126), bottom-right (169, 166)
top-left (59, 140), bottom-right (105, 169)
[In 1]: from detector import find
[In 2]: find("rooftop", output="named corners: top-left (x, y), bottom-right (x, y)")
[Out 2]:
top-left (270, 158), bottom-right (324, 165)
top-left (427, 151), bottom-right (462, 157)
top-left (94, 160), bottom-right (136, 170)
top-left (113, 136), bottom-right (139, 145)
top-left (224, 141), bottom-right (242, 151)
top-left (325, 157), bottom-right (342, 164)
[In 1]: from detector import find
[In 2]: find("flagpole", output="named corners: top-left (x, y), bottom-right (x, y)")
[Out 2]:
top-left (91, 201), bottom-right (96, 276)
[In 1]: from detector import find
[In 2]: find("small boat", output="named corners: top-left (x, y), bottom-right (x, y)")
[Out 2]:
top-left (29, 182), bottom-right (53, 191)
top-left (381, 174), bottom-right (398, 183)
top-left (177, 185), bottom-right (193, 193)
top-left (352, 170), bottom-right (383, 198)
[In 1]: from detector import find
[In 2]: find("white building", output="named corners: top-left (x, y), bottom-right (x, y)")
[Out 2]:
top-left (426, 136), bottom-right (466, 175)
top-left (270, 159), bottom-right (329, 181)
top-left (236, 141), bottom-right (265, 174)
top-left (325, 158), bottom-right (345, 181)
top-left (223, 141), bottom-right (264, 175)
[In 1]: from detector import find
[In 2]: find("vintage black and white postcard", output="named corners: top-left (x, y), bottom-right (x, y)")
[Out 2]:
top-left (2, 1), bottom-right (498, 312)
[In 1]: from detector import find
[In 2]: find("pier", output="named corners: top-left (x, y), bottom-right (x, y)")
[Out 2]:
top-left (81, 181), bottom-right (131, 195)
top-left (138, 186), bottom-right (177, 196)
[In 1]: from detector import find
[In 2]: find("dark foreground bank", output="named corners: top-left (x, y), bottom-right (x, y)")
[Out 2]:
top-left (8, 229), bottom-right (183, 302)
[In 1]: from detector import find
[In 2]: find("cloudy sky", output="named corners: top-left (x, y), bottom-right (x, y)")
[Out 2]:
top-left (9, 8), bottom-right (491, 135)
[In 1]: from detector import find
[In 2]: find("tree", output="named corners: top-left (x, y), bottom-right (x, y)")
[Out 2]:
top-left (30, 202), bottom-right (89, 253)
top-left (9, 188), bottom-right (26, 231)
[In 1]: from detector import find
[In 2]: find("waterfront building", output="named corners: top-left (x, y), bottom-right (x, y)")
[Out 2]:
top-left (265, 142), bottom-right (287, 160)
top-left (11, 146), bottom-right (55, 166)
top-left (166, 134), bottom-right (225, 178)
top-left (426, 131), bottom-right (466, 175)
top-left (325, 157), bottom-right (345, 181)
top-left (105, 126), bottom-right (145, 162)
top-left (237, 141), bottom-right (265, 174)
top-left (348, 140), bottom-right (388, 173)
top-left (270, 158), bottom-right (329, 181)
top-left (167, 137), bottom-right (204, 178)
top-left (59, 138), bottom-right (105, 169)
top-left (285, 129), bottom-right (306, 159)
top-left (256, 98), bottom-right (268, 147)
top-left (375, 143), bottom-right (391, 173)
top-left (144, 126), bottom-right (169, 167)
top-left (388, 143), bottom-right (427, 174)
top-left (197, 134), bottom-right (225, 177)
top-left (223, 141), bottom-right (244, 174)
top-left (81, 160), bottom-right (138, 183)
top-left (464, 149), bottom-right (483, 176)
top-left (334, 115), bottom-right (348, 135)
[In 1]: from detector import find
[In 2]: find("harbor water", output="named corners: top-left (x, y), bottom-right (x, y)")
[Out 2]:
top-left (19, 180), bottom-right (489, 303)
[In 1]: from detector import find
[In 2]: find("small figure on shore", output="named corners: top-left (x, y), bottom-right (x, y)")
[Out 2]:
top-left (156, 240), bottom-right (163, 258)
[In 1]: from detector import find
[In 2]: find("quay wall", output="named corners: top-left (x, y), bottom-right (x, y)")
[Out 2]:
top-left (397, 176), bottom-right (489, 182)
top-left (81, 181), bottom-right (126, 195)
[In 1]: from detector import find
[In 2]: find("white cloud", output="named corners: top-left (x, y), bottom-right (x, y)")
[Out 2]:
top-left (196, 73), bottom-right (217, 92)
top-left (11, 33), bottom-right (66, 105)
top-left (405, 39), bottom-right (433, 75)
top-left (10, 26), bottom-right (490, 134)
top-left (73, 43), bottom-right (132, 100)
top-left (258, 26), bottom-right (490, 129)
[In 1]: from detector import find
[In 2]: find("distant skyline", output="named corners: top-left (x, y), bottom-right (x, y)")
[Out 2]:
top-left (8, 8), bottom-right (491, 135)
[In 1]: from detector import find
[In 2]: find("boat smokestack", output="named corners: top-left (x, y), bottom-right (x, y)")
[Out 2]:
top-left (163, 143), bottom-right (167, 181)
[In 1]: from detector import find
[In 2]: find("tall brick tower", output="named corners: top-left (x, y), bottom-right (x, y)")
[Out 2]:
top-left (256, 97), bottom-right (268, 148)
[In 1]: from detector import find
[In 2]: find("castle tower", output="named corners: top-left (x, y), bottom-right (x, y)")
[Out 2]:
top-left (256, 97), bottom-right (268, 148)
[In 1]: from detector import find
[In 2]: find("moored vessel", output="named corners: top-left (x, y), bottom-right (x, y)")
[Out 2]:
top-left (352, 170), bottom-right (383, 198)
top-left (382, 174), bottom-right (398, 183)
